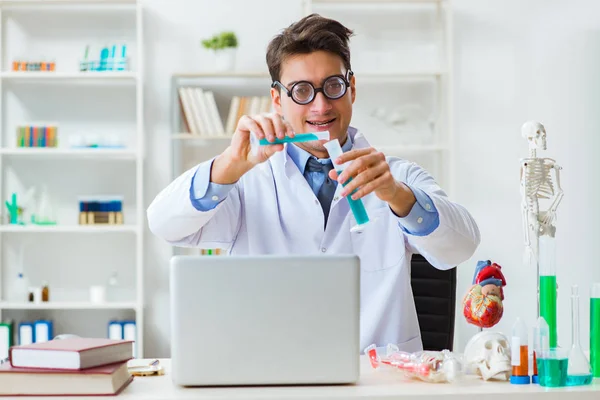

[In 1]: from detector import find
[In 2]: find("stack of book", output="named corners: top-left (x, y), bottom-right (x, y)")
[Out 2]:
top-left (0, 337), bottom-right (134, 396)
top-left (178, 86), bottom-right (271, 136)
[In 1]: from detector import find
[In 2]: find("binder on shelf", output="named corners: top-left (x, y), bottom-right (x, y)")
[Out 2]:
top-left (18, 322), bottom-right (35, 346)
top-left (225, 96), bottom-right (241, 134)
top-left (187, 87), bottom-right (208, 135)
top-left (108, 320), bottom-right (123, 340)
top-left (123, 320), bottom-right (136, 358)
top-left (34, 320), bottom-right (53, 343)
top-left (204, 91), bottom-right (225, 136)
top-left (0, 321), bottom-right (13, 361)
top-left (178, 87), bottom-right (200, 135)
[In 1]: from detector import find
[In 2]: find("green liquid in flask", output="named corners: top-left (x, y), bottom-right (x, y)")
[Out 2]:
top-left (591, 298), bottom-right (600, 377)
top-left (540, 275), bottom-right (558, 348)
top-left (566, 374), bottom-right (593, 386)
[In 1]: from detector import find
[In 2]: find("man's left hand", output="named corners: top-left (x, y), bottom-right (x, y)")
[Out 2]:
top-left (329, 147), bottom-right (416, 217)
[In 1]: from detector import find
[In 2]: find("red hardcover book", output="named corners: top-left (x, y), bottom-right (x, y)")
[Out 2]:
top-left (0, 360), bottom-right (133, 396)
top-left (9, 338), bottom-right (133, 370)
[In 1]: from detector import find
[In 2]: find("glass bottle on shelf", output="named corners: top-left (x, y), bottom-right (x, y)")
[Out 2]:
top-left (41, 281), bottom-right (50, 302)
top-left (11, 272), bottom-right (29, 302)
top-left (107, 271), bottom-right (119, 302)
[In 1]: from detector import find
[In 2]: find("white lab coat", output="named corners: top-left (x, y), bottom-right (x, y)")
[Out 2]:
top-left (148, 129), bottom-right (480, 352)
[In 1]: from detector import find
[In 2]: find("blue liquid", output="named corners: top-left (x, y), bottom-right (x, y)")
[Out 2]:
top-left (537, 358), bottom-right (568, 387)
top-left (339, 175), bottom-right (369, 225)
top-left (258, 133), bottom-right (322, 145)
top-left (566, 374), bottom-right (593, 386)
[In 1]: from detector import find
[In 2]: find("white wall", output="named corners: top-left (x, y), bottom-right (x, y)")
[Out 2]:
top-left (452, 0), bottom-right (600, 351)
top-left (142, 0), bottom-right (600, 356)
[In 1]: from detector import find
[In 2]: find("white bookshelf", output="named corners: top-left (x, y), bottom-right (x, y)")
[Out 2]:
top-left (0, 224), bottom-right (138, 233)
top-left (0, 301), bottom-right (137, 310)
top-left (0, 147), bottom-right (138, 159)
top-left (0, 71), bottom-right (138, 80)
top-left (0, 0), bottom-right (144, 356)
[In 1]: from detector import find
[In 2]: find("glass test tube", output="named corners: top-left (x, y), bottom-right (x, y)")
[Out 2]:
top-left (511, 317), bottom-right (531, 384)
top-left (539, 235), bottom-right (558, 348)
top-left (591, 283), bottom-right (600, 378)
top-left (323, 139), bottom-right (370, 232)
top-left (532, 325), bottom-right (539, 383)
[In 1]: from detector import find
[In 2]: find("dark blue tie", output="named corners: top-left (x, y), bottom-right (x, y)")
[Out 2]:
top-left (306, 158), bottom-right (336, 227)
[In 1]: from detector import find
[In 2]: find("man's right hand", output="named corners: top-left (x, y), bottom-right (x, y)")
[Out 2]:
top-left (211, 113), bottom-right (294, 184)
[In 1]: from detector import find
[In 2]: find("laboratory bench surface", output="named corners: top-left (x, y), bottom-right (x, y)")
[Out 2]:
top-left (8, 356), bottom-right (600, 400)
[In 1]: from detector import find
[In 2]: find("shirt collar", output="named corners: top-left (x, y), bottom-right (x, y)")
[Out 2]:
top-left (287, 130), bottom-right (354, 174)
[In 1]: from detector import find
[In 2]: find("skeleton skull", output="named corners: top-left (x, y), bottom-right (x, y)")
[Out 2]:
top-left (521, 120), bottom-right (547, 150)
top-left (463, 331), bottom-right (511, 381)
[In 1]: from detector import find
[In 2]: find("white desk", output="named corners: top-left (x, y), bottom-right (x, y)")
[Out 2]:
top-left (9, 356), bottom-right (600, 399)
top-left (122, 356), bottom-right (600, 400)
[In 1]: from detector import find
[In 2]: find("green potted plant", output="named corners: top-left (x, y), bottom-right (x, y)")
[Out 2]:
top-left (201, 31), bottom-right (238, 71)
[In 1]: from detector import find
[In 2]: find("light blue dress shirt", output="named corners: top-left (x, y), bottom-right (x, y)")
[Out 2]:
top-left (189, 137), bottom-right (439, 235)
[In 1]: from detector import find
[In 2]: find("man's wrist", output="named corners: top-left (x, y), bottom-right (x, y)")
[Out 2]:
top-left (211, 148), bottom-right (253, 184)
top-left (388, 181), bottom-right (417, 218)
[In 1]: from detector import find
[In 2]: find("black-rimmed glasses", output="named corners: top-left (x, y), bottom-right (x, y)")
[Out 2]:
top-left (271, 70), bottom-right (354, 105)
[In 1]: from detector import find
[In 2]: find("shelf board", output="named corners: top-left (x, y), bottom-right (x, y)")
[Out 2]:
top-left (0, 301), bottom-right (137, 310)
top-left (171, 133), bottom-right (233, 140)
top-left (0, 148), bottom-right (137, 159)
top-left (0, 225), bottom-right (139, 233)
top-left (0, 0), bottom-right (137, 7)
top-left (375, 144), bottom-right (447, 153)
top-left (356, 71), bottom-right (444, 81)
top-left (313, 0), bottom-right (441, 2)
top-left (312, 0), bottom-right (442, 5)
top-left (173, 71), bottom-right (270, 79)
top-left (0, 71), bottom-right (138, 82)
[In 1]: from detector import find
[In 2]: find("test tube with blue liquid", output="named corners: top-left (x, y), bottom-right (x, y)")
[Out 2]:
top-left (250, 130), bottom-right (330, 155)
top-left (323, 139), bottom-right (370, 232)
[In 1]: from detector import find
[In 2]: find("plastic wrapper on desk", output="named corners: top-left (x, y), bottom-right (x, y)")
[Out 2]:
top-left (365, 344), bottom-right (463, 383)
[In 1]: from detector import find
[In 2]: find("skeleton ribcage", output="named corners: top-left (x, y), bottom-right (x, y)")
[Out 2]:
top-left (525, 159), bottom-right (554, 200)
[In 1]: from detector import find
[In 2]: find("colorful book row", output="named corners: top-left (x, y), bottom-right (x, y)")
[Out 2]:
top-left (16, 125), bottom-right (58, 148)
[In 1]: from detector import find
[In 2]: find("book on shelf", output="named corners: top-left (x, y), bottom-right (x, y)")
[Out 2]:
top-left (9, 337), bottom-right (133, 370)
top-left (0, 360), bottom-right (132, 396)
top-left (178, 87), bottom-right (272, 136)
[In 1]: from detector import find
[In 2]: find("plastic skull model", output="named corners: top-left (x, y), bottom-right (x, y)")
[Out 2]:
top-left (521, 120), bottom-right (547, 151)
top-left (463, 331), bottom-right (511, 381)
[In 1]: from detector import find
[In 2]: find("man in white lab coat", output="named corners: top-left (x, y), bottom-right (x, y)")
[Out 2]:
top-left (148, 14), bottom-right (480, 352)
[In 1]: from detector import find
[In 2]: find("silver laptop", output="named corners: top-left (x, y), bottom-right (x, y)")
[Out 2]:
top-left (169, 254), bottom-right (360, 386)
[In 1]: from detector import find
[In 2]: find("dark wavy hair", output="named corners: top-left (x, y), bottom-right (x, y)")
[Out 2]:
top-left (266, 13), bottom-right (354, 83)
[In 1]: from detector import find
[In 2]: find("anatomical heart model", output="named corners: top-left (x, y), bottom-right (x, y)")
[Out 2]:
top-left (463, 260), bottom-right (507, 328)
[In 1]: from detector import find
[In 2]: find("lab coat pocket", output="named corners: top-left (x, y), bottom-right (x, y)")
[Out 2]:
top-left (350, 207), bottom-right (404, 272)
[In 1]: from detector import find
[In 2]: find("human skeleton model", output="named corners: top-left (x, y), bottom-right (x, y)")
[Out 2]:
top-left (520, 121), bottom-right (564, 267)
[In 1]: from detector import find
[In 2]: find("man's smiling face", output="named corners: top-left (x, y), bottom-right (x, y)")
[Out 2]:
top-left (272, 50), bottom-right (356, 156)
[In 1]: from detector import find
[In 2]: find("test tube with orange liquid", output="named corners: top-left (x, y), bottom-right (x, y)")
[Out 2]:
top-left (511, 317), bottom-right (531, 384)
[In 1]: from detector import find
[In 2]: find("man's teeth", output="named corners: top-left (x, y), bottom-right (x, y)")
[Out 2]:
top-left (308, 119), bottom-right (334, 126)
